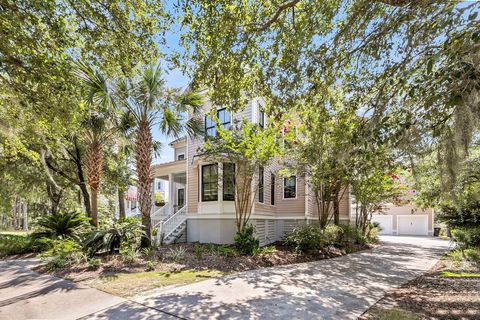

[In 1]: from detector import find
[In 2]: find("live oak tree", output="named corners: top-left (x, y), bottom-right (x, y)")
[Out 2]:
top-left (0, 1), bottom-right (169, 219)
top-left (177, 0), bottom-right (479, 217)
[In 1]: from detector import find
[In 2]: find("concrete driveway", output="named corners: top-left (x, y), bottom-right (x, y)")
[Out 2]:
top-left (1, 236), bottom-right (451, 320)
top-left (123, 236), bottom-right (451, 320)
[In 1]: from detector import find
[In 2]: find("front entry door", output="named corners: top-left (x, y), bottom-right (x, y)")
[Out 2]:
top-left (177, 188), bottom-right (185, 208)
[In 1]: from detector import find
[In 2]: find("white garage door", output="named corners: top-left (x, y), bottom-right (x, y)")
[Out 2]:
top-left (371, 215), bottom-right (393, 235)
top-left (397, 215), bottom-right (428, 236)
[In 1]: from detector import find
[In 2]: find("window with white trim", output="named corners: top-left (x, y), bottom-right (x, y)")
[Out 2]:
top-left (223, 163), bottom-right (235, 201)
top-left (201, 164), bottom-right (218, 201)
top-left (283, 176), bottom-right (296, 199)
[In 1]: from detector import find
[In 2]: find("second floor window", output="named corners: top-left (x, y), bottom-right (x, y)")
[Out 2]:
top-left (202, 164), bottom-right (218, 201)
top-left (284, 176), bottom-right (296, 199)
top-left (223, 163), bottom-right (235, 201)
top-left (177, 154), bottom-right (185, 160)
top-left (258, 166), bottom-right (264, 203)
top-left (205, 108), bottom-right (231, 139)
top-left (271, 173), bottom-right (275, 205)
top-left (259, 109), bottom-right (265, 128)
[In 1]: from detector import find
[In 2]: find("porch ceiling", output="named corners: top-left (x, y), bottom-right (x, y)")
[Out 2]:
top-left (152, 160), bottom-right (187, 179)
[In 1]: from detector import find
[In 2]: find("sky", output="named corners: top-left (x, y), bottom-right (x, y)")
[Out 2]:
top-left (152, 68), bottom-right (189, 164)
top-left (152, 7), bottom-right (190, 165)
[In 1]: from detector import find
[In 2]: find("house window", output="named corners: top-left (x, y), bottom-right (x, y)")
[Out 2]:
top-left (177, 154), bottom-right (185, 160)
top-left (201, 164), bottom-right (218, 201)
top-left (271, 173), bottom-right (275, 205)
top-left (157, 182), bottom-right (162, 190)
top-left (258, 166), bottom-right (264, 203)
top-left (259, 109), bottom-right (265, 128)
top-left (223, 163), bottom-right (235, 201)
top-left (205, 108), bottom-right (231, 139)
top-left (283, 176), bottom-right (296, 199)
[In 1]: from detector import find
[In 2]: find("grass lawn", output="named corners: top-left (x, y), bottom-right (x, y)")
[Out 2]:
top-left (90, 269), bottom-right (225, 297)
top-left (0, 230), bottom-right (30, 236)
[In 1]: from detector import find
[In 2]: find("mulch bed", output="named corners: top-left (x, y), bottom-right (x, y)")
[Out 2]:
top-left (33, 242), bottom-right (373, 283)
top-left (360, 260), bottom-right (480, 320)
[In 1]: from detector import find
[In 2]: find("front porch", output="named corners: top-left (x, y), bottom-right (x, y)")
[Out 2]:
top-left (151, 160), bottom-right (187, 244)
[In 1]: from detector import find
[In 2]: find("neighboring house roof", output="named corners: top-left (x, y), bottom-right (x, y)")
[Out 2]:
top-left (125, 186), bottom-right (137, 201)
top-left (169, 136), bottom-right (186, 146)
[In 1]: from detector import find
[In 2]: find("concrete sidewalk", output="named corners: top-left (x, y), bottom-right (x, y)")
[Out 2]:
top-left (0, 258), bottom-right (172, 320)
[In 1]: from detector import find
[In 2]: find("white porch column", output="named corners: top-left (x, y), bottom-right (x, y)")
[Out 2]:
top-left (168, 173), bottom-right (174, 213)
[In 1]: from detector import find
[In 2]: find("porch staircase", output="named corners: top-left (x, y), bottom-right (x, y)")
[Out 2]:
top-left (151, 204), bottom-right (187, 245)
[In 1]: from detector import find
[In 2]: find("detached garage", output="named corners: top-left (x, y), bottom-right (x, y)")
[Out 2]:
top-left (370, 205), bottom-right (433, 236)
top-left (397, 215), bottom-right (428, 236)
top-left (371, 215), bottom-right (393, 235)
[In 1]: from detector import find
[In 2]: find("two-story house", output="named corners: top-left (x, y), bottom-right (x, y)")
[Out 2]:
top-left (150, 96), bottom-right (351, 245)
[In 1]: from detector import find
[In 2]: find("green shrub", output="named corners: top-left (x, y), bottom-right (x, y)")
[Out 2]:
top-left (364, 223), bottom-right (380, 243)
top-left (438, 201), bottom-right (480, 228)
top-left (82, 219), bottom-right (144, 256)
top-left (339, 225), bottom-right (367, 245)
top-left (88, 258), bottom-right (102, 270)
top-left (284, 224), bottom-right (324, 253)
top-left (234, 224), bottom-right (259, 255)
top-left (253, 245), bottom-right (276, 256)
top-left (323, 225), bottom-right (344, 246)
top-left (217, 245), bottom-right (237, 257)
top-left (464, 248), bottom-right (480, 264)
top-left (165, 246), bottom-right (187, 262)
top-left (145, 260), bottom-right (156, 271)
top-left (35, 211), bottom-right (89, 239)
top-left (40, 239), bottom-right (86, 271)
top-left (451, 227), bottom-right (480, 248)
top-left (119, 245), bottom-right (139, 264)
top-left (194, 244), bottom-right (203, 259)
top-left (0, 234), bottom-right (46, 257)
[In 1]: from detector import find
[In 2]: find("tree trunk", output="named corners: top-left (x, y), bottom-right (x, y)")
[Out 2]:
top-left (23, 202), bottom-right (28, 231)
top-left (46, 179), bottom-right (63, 214)
top-left (333, 182), bottom-right (341, 225)
top-left (85, 141), bottom-right (103, 227)
top-left (73, 137), bottom-right (92, 217)
top-left (118, 188), bottom-right (126, 220)
top-left (135, 119), bottom-right (153, 248)
top-left (90, 189), bottom-right (99, 227)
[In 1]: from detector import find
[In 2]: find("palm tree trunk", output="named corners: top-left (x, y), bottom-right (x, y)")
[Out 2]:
top-left (85, 141), bottom-right (103, 227)
top-left (135, 119), bottom-right (153, 248)
top-left (90, 189), bottom-right (99, 227)
top-left (118, 187), bottom-right (126, 220)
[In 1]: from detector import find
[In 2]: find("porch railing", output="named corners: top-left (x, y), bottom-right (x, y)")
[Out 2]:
top-left (157, 205), bottom-right (186, 244)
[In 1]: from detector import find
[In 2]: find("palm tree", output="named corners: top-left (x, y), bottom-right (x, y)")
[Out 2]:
top-left (74, 62), bottom-right (116, 227)
top-left (119, 64), bottom-right (203, 247)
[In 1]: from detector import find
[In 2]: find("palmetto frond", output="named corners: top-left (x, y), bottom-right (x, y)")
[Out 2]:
top-left (160, 107), bottom-right (183, 137)
top-left (176, 91), bottom-right (203, 114)
top-left (185, 117), bottom-right (204, 138)
top-left (73, 61), bottom-right (113, 111)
